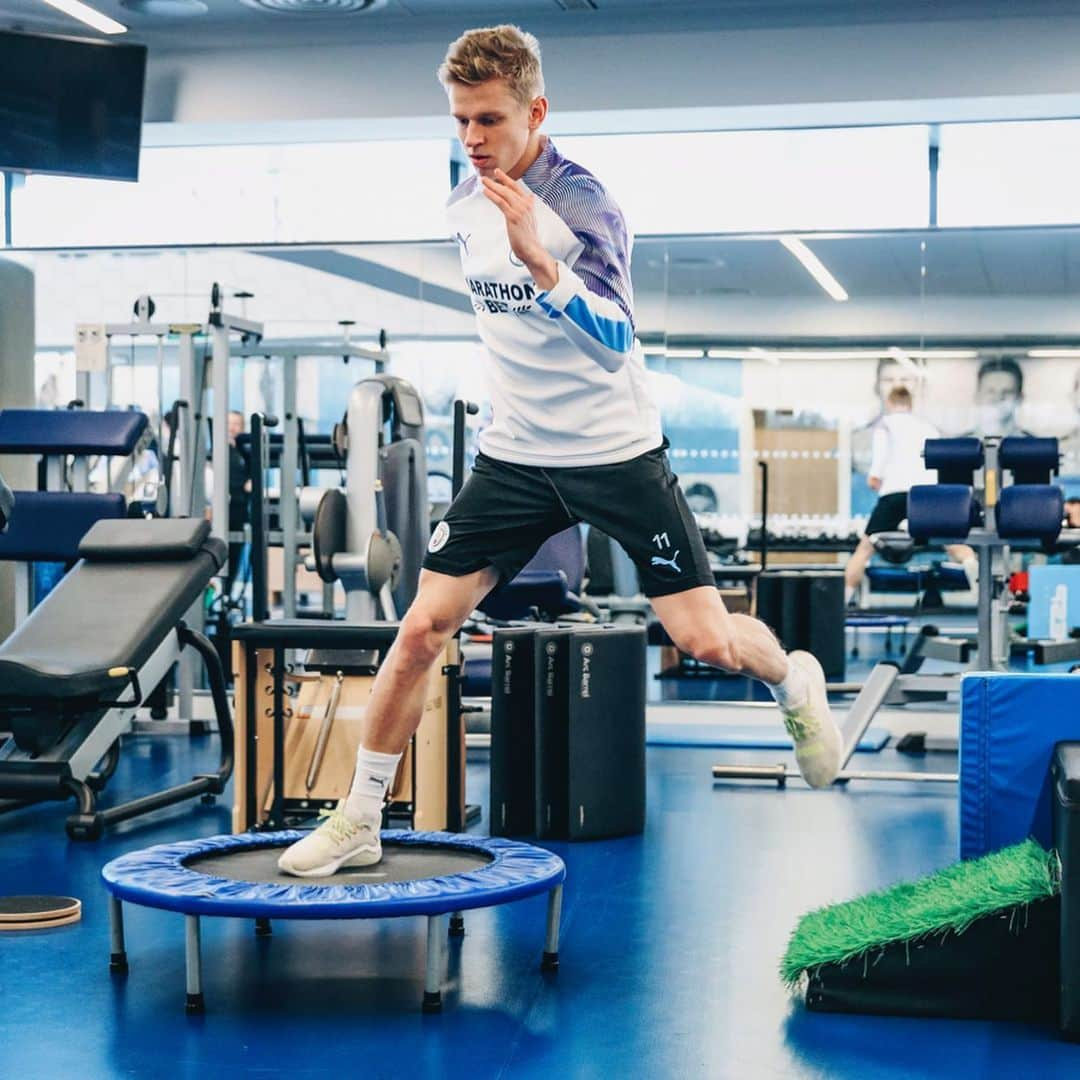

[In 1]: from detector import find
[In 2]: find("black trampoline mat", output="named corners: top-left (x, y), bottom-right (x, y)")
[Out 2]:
top-left (186, 844), bottom-right (493, 887)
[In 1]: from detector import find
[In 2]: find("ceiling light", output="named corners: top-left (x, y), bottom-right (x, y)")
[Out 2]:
top-left (239, 0), bottom-right (385, 13)
top-left (905, 349), bottom-right (979, 360)
top-left (779, 237), bottom-right (849, 302)
top-left (121, 0), bottom-right (207, 14)
top-left (664, 348), bottom-right (705, 359)
top-left (1028, 348), bottom-right (1080, 358)
top-left (39, 0), bottom-right (127, 33)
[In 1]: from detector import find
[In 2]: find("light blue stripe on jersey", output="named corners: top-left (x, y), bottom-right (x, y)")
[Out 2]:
top-left (538, 293), bottom-right (633, 353)
top-left (523, 140), bottom-right (635, 331)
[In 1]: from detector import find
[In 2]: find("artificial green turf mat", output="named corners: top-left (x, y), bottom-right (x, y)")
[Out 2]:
top-left (781, 839), bottom-right (1060, 988)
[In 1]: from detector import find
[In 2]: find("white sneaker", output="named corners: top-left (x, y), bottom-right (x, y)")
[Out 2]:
top-left (276, 804), bottom-right (382, 877)
top-left (780, 651), bottom-right (843, 789)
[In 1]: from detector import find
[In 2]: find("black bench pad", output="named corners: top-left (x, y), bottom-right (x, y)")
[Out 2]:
top-left (0, 522), bottom-right (225, 701)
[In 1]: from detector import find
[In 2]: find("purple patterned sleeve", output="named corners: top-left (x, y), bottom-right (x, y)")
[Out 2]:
top-left (544, 173), bottom-right (635, 333)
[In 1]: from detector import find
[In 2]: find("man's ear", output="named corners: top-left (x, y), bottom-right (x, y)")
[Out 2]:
top-left (529, 96), bottom-right (549, 131)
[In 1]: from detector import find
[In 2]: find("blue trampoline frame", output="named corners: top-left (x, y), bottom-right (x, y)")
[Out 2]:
top-left (102, 830), bottom-right (566, 1014)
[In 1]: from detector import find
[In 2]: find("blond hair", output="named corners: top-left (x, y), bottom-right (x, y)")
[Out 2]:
top-left (438, 25), bottom-right (544, 107)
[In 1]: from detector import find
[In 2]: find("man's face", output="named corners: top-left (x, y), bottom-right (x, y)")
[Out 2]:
top-left (449, 78), bottom-right (539, 179)
top-left (227, 413), bottom-right (243, 444)
top-left (975, 369), bottom-right (1021, 435)
top-left (876, 362), bottom-right (919, 405)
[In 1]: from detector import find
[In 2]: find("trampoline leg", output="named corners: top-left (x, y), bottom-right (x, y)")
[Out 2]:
top-left (109, 896), bottom-right (128, 975)
top-left (448, 912), bottom-right (465, 938)
top-left (185, 915), bottom-right (204, 1014)
top-left (423, 915), bottom-right (444, 1013)
top-left (542, 884), bottom-right (562, 972)
top-left (255, 917), bottom-right (272, 938)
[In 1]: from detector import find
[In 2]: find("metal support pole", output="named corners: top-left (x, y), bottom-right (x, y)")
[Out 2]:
top-left (211, 322), bottom-right (230, 548)
top-left (282, 354), bottom-right (299, 618)
top-left (423, 914), bottom-right (445, 1012)
top-left (176, 332), bottom-right (202, 723)
top-left (542, 884), bottom-right (563, 971)
top-left (185, 915), bottom-right (204, 1013)
top-left (108, 896), bottom-right (128, 974)
top-left (344, 379), bottom-right (385, 623)
top-left (977, 545), bottom-right (995, 671)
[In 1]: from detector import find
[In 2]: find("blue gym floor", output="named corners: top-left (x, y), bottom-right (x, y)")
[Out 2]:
top-left (3, 615), bottom-right (1079, 1079)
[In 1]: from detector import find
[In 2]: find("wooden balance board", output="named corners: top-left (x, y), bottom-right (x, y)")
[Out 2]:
top-left (0, 896), bottom-right (81, 930)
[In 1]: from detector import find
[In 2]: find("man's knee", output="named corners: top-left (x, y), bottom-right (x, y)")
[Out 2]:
top-left (397, 607), bottom-right (457, 665)
top-left (673, 626), bottom-right (741, 673)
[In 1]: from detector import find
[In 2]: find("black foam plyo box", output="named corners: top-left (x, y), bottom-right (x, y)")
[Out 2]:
top-left (535, 624), bottom-right (646, 841)
top-left (1053, 742), bottom-right (1080, 1040)
top-left (756, 570), bottom-right (845, 679)
top-left (489, 626), bottom-right (541, 837)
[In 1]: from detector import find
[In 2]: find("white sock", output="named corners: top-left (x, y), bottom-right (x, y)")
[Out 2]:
top-left (768, 657), bottom-right (809, 711)
top-left (344, 746), bottom-right (402, 824)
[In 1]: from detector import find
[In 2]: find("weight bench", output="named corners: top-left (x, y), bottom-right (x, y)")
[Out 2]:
top-left (0, 517), bottom-right (234, 840)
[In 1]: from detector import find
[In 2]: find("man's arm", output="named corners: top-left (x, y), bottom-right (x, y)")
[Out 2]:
top-left (867, 424), bottom-right (888, 490)
top-left (481, 169), bottom-right (633, 374)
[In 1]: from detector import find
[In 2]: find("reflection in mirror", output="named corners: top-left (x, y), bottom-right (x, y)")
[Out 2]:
top-left (9, 225), bottom-right (1080, 552)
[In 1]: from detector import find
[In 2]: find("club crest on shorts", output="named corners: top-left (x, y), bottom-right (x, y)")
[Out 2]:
top-left (428, 521), bottom-right (451, 553)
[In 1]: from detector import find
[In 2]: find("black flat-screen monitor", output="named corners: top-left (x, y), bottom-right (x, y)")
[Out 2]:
top-left (0, 31), bottom-right (147, 181)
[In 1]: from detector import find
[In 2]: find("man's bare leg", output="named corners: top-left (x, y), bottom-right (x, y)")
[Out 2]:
top-left (651, 586), bottom-right (842, 787)
top-left (945, 543), bottom-right (979, 589)
top-left (362, 566), bottom-right (499, 753)
top-left (844, 535), bottom-right (876, 602)
top-left (278, 566), bottom-right (497, 876)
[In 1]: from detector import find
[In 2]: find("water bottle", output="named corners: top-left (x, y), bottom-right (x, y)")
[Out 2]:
top-left (1050, 583), bottom-right (1069, 642)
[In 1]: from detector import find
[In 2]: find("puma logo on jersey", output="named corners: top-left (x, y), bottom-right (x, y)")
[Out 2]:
top-left (651, 550), bottom-right (682, 573)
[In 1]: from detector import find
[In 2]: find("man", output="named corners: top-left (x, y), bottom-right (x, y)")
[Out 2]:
top-left (851, 356), bottom-right (924, 517)
top-left (279, 25), bottom-right (842, 876)
top-left (1058, 369), bottom-right (1080, 478)
top-left (845, 385), bottom-right (976, 603)
top-left (965, 357), bottom-right (1031, 439)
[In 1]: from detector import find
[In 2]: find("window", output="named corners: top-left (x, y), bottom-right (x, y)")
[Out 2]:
top-left (11, 140), bottom-right (451, 247)
top-left (938, 120), bottom-right (1080, 227)
top-left (557, 125), bottom-right (929, 233)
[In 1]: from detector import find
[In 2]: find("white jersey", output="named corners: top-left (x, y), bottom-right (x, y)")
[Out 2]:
top-left (869, 411), bottom-right (940, 495)
top-left (447, 138), bottom-right (662, 467)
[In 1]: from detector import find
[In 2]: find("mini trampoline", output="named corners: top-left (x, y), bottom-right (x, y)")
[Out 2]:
top-left (101, 830), bottom-right (566, 1013)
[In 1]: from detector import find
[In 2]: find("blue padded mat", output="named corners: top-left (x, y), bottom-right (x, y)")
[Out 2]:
top-left (960, 673), bottom-right (1080, 860)
top-left (647, 721), bottom-right (889, 751)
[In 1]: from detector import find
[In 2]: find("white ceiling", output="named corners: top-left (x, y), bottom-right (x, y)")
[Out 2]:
top-left (9, 0), bottom-right (1080, 49)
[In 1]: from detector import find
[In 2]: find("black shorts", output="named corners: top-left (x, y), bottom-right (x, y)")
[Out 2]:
top-left (423, 440), bottom-right (716, 598)
top-left (865, 491), bottom-right (908, 535)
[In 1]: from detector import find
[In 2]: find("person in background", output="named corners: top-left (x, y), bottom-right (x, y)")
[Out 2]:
top-left (845, 385), bottom-right (977, 604)
top-left (1065, 497), bottom-right (1080, 529)
top-left (964, 357), bottom-right (1032, 439)
top-left (851, 356), bottom-right (924, 518)
top-left (1058, 370), bottom-right (1080, 477)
